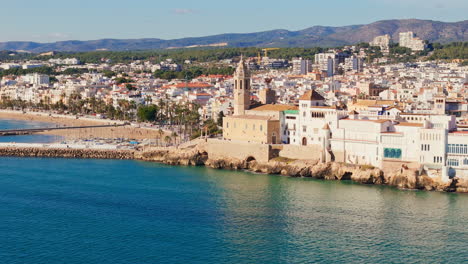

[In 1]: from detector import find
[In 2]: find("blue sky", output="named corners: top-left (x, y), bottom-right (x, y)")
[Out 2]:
top-left (1, 0), bottom-right (466, 42)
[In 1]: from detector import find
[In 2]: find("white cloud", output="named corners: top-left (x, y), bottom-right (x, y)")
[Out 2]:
top-left (173, 8), bottom-right (195, 15)
top-left (47, 32), bottom-right (70, 39)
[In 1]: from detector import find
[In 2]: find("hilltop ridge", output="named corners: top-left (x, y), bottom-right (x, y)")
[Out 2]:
top-left (0, 19), bottom-right (466, 52)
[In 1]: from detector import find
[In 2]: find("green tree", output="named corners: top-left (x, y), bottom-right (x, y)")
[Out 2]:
top-left (217, 111), bottom-right (225, 126)
top-left (137, 105), bottom-right (157, 122)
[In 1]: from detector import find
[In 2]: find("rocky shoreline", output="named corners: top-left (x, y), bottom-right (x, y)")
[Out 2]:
top-left (1, 146), bottom-right (467, 193)
top-left (136, 147), bottom-right (468, 193)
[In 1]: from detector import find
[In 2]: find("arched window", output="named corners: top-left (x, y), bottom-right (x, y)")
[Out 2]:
top-left (302, 137), bottom-right (307, 146)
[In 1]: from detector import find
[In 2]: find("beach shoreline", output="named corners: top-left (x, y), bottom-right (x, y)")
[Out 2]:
top-left (0, 110), bottom-right (171, 141)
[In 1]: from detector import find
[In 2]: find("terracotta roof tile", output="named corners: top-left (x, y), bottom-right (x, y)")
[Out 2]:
top-left (299, 90), bottom-right (325, 101)
top-left (250, 104), bottom-right (298, 111)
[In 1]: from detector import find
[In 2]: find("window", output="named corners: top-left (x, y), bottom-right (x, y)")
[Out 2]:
top-left (303, 126), bottom-right (307, 133)
top-left (384, 148), bottom-right (402, 159)
top-left (447, 144), bottom-right (468, 154)
top-left (421, 144), bottom-right (430, 151)
top-left (260, 125), bottom-right (263, 131)
top-left (226, 122), bottom-right (229, 128)
top-left (448, 159), bottom-right (459, 167)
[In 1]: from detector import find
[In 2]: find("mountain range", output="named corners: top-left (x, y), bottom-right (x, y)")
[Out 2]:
top-left (1, 19), bottom-right (467, 53)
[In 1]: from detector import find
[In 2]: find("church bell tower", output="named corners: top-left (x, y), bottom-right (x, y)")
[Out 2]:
top-left (233, 56), bottom-right (251, 116)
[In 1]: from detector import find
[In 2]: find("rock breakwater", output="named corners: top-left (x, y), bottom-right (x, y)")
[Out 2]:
top-left (0, 147), bottom-right (134, 160)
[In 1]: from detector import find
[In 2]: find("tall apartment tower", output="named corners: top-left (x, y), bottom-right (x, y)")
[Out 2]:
top-left (233, 56), bottom-right (251, 116)
top-left (399, 32), bottom-right (426, 51)
top-left (370, 34), bottom-right (391, 53)
top-left (292, 58), bottom-right (312, 75)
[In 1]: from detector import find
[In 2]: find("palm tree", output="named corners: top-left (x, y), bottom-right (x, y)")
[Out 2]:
top-left (158, 129), bottom-right (164, 146)
top-left (164, 135), bottom-right (172, 147)
top-left (171, 132), bottom-right (178, 145)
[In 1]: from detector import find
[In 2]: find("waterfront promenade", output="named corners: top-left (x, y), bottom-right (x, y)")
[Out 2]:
top-left (0, 110), bottom-right (173, 140)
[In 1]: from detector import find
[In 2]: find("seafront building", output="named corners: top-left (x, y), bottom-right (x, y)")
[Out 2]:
top-left (0, 48), bottom-right (467, 182)
top-left (222, 59), bottom-right (468, 182)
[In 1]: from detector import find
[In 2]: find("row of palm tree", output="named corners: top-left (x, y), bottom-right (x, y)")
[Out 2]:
top-left (0, 94), bottom-right (207, 143)
top-left (0, 94), bottom-right (140, 121)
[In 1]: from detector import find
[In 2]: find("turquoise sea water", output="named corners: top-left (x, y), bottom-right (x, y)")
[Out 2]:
top-left (0, 119), bottom-right (467, 263)
top-left (0, 157), bottom-right (467, 264)
top-left (0, 119), bottom-right (61, 143)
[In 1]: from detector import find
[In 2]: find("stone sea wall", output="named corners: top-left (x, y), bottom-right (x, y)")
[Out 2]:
top-left (0, 146), bottom-right (467, 193)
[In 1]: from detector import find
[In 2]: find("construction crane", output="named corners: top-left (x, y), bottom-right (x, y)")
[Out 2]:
top-left (262, 48), bottom-right (280, 58)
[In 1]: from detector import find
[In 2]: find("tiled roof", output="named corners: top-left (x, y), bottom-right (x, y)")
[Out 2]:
top-left (352, 100), bottom-right (396, 106)
top-left (227, 115), bottom-right (276, 120)
top-left (250, 104), bottom-right (298, 112)
top-left (299, 90), bottom-right (325, 101)
top-left (396, 122), bottom-right (424, 127)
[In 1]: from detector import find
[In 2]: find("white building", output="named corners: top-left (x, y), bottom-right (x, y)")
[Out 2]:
top-left (315, 53), bottom-right (337, 76)
top-left (399, 32), bottom-right (426, 51)
top-left (370, 34), bottom-right (391, 53)
top-left (49, 58), bottom-right (81, 65)
top-left (292, 58), bottom-right (312, 75)
top-left (22, 73), bottom-right (50, 86)
top-left (279, 90), bottom-right (468, 182)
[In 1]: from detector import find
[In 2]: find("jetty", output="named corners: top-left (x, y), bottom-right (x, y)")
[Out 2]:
top-left (0, 123), bottom-right (127, 136)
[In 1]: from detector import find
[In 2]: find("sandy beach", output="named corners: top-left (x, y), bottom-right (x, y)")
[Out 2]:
top-left (0, 111), bottom-right (169, 141)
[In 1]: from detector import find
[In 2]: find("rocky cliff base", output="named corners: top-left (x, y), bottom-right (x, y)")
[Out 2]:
top-left (0, 146), bottom-right (466, 193)
top-left (137, 148), bottom-right (468, 193)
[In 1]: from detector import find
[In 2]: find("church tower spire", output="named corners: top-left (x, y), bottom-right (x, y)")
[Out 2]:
top-left (233, 56), bottom-right (251, 116)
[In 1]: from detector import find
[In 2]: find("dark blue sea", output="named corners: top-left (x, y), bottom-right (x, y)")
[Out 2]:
top-left (0, 119), bottom-right (467, 263)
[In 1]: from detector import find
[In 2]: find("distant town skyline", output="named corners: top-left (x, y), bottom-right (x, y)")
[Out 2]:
top-left (1, 0), bottom-right (467, 42)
